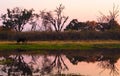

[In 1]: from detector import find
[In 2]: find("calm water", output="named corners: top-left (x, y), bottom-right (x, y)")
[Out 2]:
top-left (0, 49), bottom-right (120, 76)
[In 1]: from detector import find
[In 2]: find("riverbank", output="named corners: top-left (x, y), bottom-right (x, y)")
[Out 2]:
top-left (0, 40), bottom-right (120, 51)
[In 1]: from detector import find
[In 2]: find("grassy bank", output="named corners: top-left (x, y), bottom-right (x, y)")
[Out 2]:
top-left (0, 40), bottom-right (120, 51)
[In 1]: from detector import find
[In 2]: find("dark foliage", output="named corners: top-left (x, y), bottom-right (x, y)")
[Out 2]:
top-left (1, 7), bottom-right (33, 32)
top-left (1, 54), bottom-right (32, 75)
top-left (1, 30), bottom-right (120, 41)
top-left (65, 19), bottom-right (120, 32)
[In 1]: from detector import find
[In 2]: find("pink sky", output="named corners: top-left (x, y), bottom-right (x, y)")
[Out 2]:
top-left (0, 0), bottom-right (120, 22)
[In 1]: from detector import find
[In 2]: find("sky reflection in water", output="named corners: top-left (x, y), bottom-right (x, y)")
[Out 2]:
top-left (0, 50), bottom-right (120, 76)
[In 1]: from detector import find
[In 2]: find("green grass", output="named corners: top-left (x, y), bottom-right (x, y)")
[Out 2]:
top-left (0, 40), bottom-right (120, 51)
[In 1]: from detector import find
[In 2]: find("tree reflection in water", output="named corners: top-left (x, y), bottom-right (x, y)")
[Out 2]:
top-left (66, 55), bottom-right (98, 65)
top-left (98, 56), bottom-right (119, 76)
top-left (40, 54), bottom-right (68, 75)
top-left (66, 54), bottom-right (119, 76)
top-left (1, 54), bottom-right (32, 76)
top-left (0, 49), bottom-right (120, 76)
top-left (0, 53), bottom-right (68, 76)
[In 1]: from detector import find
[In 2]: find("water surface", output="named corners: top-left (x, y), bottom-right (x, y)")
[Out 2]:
top-left (0, 49), bottom-right (120, 76)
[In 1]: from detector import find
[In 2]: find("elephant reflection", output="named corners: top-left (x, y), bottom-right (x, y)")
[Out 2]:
top-left (1, 54), bottom-right (32, 76)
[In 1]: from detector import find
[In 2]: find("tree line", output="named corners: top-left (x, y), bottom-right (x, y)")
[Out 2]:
top-left (66, 4), bottom-right (120, 32)
top-left (0, 4), bottom-right (120, 41)
top-left (0, 4), bottom-right (68, 32)
top-left (0, 4), bottom-right (120, 32)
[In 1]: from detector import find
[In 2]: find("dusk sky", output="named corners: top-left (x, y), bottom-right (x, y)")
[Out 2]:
top-left (0, 0), bottom-right (120, 22)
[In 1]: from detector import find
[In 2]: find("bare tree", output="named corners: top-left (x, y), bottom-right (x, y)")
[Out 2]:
top-left (40, 4), bottom-right (69, 32)
top-left (96, 4), bottom-right (119, 31)
top-left (97, 4), bottom-right (119, 23)
top-left (29, 13), bottom-right (40, 31)
top-left (40, 10), bottom-right (53, 31)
